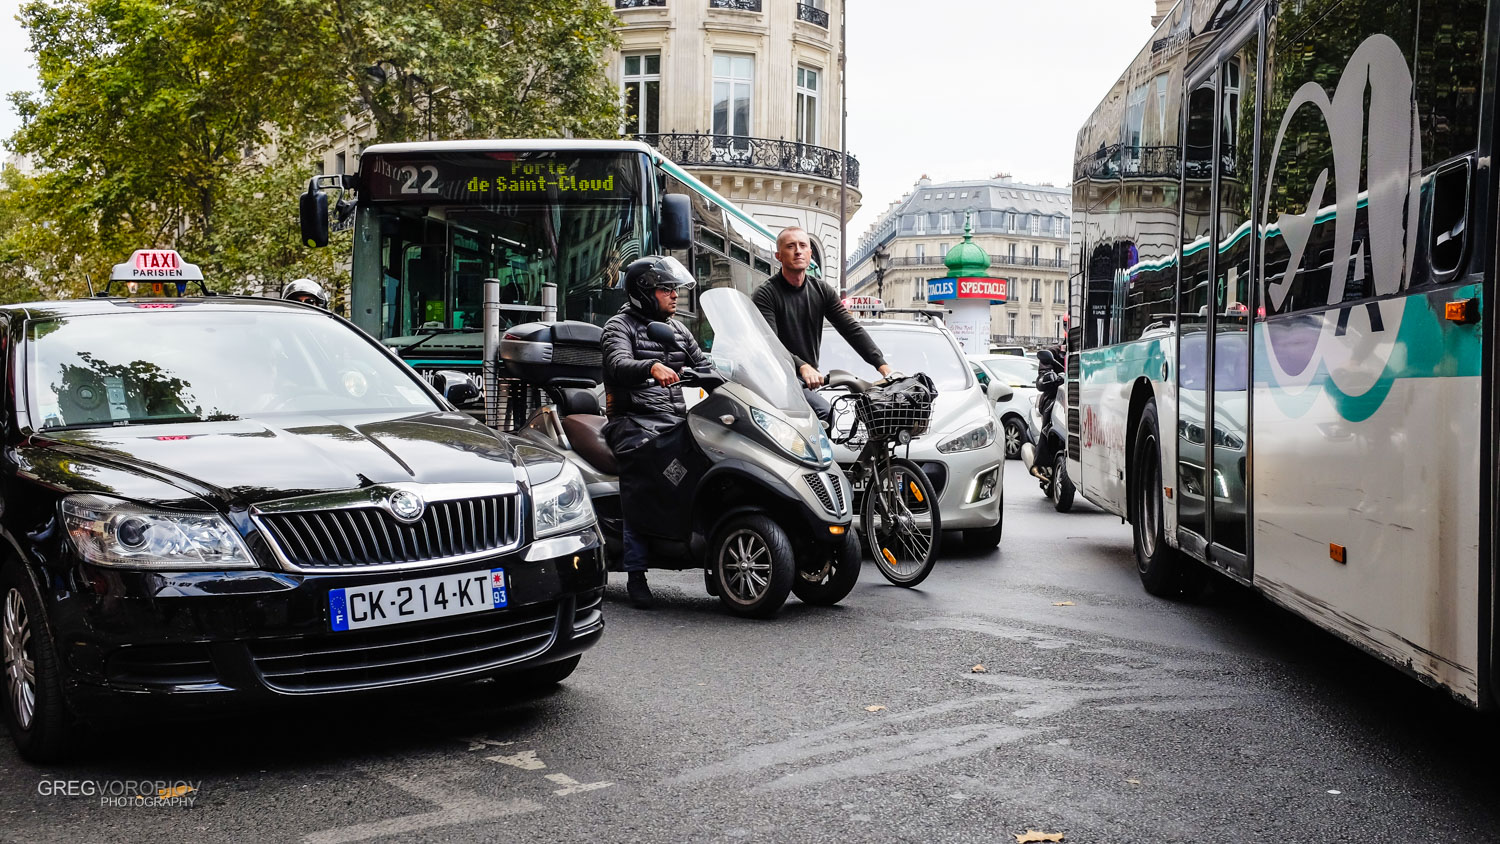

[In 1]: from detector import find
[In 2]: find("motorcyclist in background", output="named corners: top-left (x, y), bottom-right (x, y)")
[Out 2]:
top-left (601, 256), bottom-right (707, 609)
top-left (283, 278), bottom-right (330, 309)
top-left (1030, 348), bottom-right (1065, 481)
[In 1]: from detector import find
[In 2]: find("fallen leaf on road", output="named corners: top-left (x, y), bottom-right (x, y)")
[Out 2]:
top-left (971, 664), bottom-right (987, 673)
top-left (864, 705), bottom-right (887, 712)
top-left (1125, 779), bottom-right (1141, 785)
top-left (1052, 601), bottom-right (1075, 606)
top-left (1014, 831), bottom-right (1064, 843)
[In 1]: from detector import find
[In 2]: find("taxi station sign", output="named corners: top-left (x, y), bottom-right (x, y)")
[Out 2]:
top-left (108, 249), bottom-right (205, 297)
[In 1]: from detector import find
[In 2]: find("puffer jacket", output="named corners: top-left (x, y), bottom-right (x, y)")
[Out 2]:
top-left (601, 305), bottom-right (709, 417)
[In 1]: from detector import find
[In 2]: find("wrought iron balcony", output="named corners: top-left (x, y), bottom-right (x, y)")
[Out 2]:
top-left (709, 0), bottom-right (761, 10)
top-left (638, 133), bottom-right (859, 188)
top-left (797, 3), bottom-right (830, 26)
top-left (615, 0), bottom-right (666, 6)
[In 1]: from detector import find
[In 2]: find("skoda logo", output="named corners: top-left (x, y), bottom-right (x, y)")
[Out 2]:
top-left (388, 490), bottom-right (425, 522)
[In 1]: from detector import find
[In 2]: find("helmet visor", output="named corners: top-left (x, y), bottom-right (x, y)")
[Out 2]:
top-left (647, 256), bottom-right (697, 292)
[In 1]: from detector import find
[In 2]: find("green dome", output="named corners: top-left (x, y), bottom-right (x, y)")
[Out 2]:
top-left (944, 213), bottom-right (991, 278)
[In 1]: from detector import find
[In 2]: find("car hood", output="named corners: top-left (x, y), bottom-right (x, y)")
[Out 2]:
top-left (28, 411), bottom-right (519, 509)
top-left (831, 388), bottom-right (994, 460)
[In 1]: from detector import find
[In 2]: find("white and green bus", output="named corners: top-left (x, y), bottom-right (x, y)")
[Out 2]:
top-left (299, 139), bottom-right (778, 386)
top-left (1069, 0), bottom-right (1495, 706)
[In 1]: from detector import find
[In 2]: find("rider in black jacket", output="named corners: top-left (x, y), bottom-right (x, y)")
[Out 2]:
top-left (1031, 348), bottom-right (1065, 480)
top-left (602, 256), bottom-right (707, 609)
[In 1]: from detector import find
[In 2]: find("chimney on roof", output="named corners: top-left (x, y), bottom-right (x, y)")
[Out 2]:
top-left (1151, 0), bottom-right (1175, 27)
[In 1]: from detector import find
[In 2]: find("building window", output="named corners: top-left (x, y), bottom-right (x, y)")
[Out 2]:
top-left (1008, 312), bottom-right (1017, 335)
top-left (796, 66), bottom-right (819, 145)
top-left (1055, 246), bottom-right (1063, 265)
top-left (939, 243), bottom-right (949, 259)
top-left (913, 214), bottom-right (925, 234)
top-left (1031, 245), bottom-right (1040, 264)
top-left (1007, 212), bottom-right (1016, 231)
top-left (940, 212), bottom-right (952, 232)
top-left (914, 244), bottom-right (925, 261)
top-left (1007, 243), bottom-right (1017, 263)
top-left (1030, 278), bottom-right (1041, 302)
top-left (1055, 314), bottom-right (1067, 337)
top-left (713, 53), bottom-right (754, 144)
top-left (623, 54), bottom-right (661, 135)
top-left (1053, 279), bottom-right (1066, 304)
top-left (1030, 314), bottom-right (1041, 336)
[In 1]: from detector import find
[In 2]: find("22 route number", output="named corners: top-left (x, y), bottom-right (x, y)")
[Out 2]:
top-left (399, 165), bottom-right (441, 195)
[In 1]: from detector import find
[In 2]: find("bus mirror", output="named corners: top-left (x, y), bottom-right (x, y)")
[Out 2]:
top-left (660, 194), bottom-right (692, 250)
top-left (300, 178), bottom-right (330, 248)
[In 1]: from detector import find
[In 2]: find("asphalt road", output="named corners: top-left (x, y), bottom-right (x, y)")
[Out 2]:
top-left (2, 460), bottom-right (1497, 843)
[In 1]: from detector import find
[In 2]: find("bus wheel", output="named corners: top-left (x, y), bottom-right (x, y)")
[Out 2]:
top-left (1131, 401), bottom-right (1196, 598)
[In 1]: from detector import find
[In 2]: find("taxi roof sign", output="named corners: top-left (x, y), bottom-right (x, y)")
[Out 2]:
top-left (111, 249), bottom-right (204, 282)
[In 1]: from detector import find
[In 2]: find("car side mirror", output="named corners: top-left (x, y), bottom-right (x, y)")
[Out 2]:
top-left (987, 381), bottom-right (1013, 403)
top-left (432, 369), bottom-right (482, 407)
top-left (660, 194), bottom-right (693, 250)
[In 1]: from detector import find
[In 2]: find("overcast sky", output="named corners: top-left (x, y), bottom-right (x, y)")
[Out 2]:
top-left (0, 0), bottom-right (1156, 240)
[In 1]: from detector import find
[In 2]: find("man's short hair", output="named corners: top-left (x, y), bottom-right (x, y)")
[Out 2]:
top-left (776, 226), bottom-right (809, 248)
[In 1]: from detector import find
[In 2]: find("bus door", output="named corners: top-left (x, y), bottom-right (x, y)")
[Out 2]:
top-left (1177, 21), bottom-right (1260, 581)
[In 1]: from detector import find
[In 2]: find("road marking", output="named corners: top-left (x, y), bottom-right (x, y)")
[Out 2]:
top-left (303, 776), bottom-right (540, 844)
top-left (460, 735), bottom-right (516, 752)
top-left (487, 750), bottom-right (546, 770)
top-left (544, 773), bottom-right (614, 796)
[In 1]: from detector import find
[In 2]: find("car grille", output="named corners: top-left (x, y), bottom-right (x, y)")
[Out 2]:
top-left (803, 471), bottom-right (849, 516)
top-left (257, 495), bottom-right (521, 572)
top-left (247, 601), bottom-right (559, 693)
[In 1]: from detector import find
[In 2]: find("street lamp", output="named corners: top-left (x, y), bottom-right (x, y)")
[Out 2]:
top-left (873, 244), bottom-right (892, 307)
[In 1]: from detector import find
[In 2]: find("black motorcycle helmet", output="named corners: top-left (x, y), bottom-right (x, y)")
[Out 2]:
top-left (623, 255), bottom-right (696, 320)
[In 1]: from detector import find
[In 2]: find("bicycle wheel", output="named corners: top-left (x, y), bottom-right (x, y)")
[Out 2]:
top-left (862, 456), bottom-right (941, 587)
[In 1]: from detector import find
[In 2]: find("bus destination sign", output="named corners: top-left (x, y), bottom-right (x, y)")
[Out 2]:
top-left (361, 153), bottom-right (636, 204)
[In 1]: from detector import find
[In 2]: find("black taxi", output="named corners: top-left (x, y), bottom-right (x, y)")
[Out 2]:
top-left (0, 251), bottom-right (605, 762)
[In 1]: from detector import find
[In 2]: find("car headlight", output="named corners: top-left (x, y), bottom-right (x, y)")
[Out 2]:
top-left (61, 494), bottom-right (255, 570)
top-left (937, 420), bottom-right (997, 454)
top-left (518, 446), bottom-right (595, 539)
top-left (751, 407), bottom-right (820, 464)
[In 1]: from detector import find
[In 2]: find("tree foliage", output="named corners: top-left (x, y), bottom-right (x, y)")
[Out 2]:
top-left (1, 0), bottom-right (621, 305)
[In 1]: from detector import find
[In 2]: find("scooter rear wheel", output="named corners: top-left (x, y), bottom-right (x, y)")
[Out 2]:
top-left (711, 515), bottom-right (795, 619)
top-left (791, 527), bottom-right (861, 606)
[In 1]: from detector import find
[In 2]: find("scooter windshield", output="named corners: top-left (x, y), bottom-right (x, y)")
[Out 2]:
top-left (699, 288), bottom-right (811, 418)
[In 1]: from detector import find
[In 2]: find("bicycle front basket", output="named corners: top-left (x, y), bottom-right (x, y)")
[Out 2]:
top-left (856, 373), bottom-right (937, 440)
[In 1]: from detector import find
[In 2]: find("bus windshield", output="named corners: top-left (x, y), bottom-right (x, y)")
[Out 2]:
top-left (352, 149), bottom-right (652, 342)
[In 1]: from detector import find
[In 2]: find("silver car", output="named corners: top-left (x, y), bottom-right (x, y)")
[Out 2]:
top-left (820, 320), bottom-right (1008, 550)
top-left (969, 354), bottom-right (1040, 460)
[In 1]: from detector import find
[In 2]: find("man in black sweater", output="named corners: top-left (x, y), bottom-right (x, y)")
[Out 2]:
top-left (752, 227), bottom-right (891, 417)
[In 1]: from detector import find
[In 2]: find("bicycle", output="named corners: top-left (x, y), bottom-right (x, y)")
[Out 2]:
top-left (825, 371), bottom-right (941, 587)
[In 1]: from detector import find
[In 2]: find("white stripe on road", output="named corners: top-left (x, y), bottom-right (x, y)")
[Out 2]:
top-left (303, 776), bottom-right (541, 844)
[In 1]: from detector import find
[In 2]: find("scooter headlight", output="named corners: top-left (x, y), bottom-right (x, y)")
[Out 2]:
top-left (751, 408), bottom-right (819, 464)
top-left (517, 445), bottom-right (596, 539)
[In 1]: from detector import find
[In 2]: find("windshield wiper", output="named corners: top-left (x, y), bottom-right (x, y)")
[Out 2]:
top-left (393, 327), bottom-right (465, 357)
top-left (42, 413), bottom-right (230, 432)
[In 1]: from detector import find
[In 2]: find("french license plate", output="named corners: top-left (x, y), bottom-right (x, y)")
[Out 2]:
top-left (328, 568), bottom-right (507, 632)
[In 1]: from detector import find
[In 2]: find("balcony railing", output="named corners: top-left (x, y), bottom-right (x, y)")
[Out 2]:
top-left (615, 0), bottom-right (666, 6)
top-left (637, 133), bottom-right (859, 188)
top-left (797, 3), bottom-right (830, 26)
top-left (709, 0), bottom-right (761, 9)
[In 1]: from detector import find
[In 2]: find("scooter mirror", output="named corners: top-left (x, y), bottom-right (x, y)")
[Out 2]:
top-left (646, 321), bottom-right (679, 349)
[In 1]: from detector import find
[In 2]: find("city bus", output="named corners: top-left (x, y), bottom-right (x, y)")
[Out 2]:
top-left (1068, 0), bottom-right (1495, 707)
top-left (298, 139), bottom-right (778, 389)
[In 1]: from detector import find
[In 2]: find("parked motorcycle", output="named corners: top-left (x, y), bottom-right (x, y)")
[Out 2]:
top-left (502, 288), bottom-right (860, 618)
top-left (1019, 382), bottom-right (1074, 512)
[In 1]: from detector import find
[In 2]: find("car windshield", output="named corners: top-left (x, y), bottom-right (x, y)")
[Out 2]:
top-left (28, 308), bottom-right (439, 429)
top-left (820, 325), bottom-right (972, 392)
top-left (979, 356), bottom-right (1039, 385)
top-left (699, 288), bottom-right (810, 417)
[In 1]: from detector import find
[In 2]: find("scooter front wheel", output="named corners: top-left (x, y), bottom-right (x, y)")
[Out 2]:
top-left (712, 514), bottom-right (795, 619)
top-left (863, 457), bottom-right (941, 588)
top-left (791, 527), bottom-right (861, 606)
